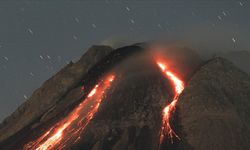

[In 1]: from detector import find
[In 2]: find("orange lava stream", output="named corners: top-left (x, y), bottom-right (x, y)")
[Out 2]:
top-left (157, 61), bottom-right (184, 144)
top-left (24, 75), bottom-right (115, 150)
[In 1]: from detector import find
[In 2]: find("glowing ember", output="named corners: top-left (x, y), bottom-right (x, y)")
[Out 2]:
top-left (24, 75), bottom-right (115, 150)
top-left (156, 61), bottom-right (184, 144)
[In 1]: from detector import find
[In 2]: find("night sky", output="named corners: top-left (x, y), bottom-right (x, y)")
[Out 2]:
top-left (0, 0), bottom-right (249, 121)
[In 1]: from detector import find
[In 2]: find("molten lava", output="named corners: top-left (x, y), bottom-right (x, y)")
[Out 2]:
top-left (157, 61), bottom-right (185, 144)
top-left (24, 75), bottom-right (115, 150)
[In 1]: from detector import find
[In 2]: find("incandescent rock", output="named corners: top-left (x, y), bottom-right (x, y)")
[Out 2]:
top-left (71, 56), bottom-right (169, 150)
top-left (0, 45), bottom-right (114, 142)
top-left (2, 43), bottom-right (250, 150)
top-left (68, 45), bottom-right (202, 150)
top-left (0, 44), bottom-right (145, 149)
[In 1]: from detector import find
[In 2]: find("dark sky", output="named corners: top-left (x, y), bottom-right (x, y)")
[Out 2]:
top-left (0, 0), bottom-right (249, 121)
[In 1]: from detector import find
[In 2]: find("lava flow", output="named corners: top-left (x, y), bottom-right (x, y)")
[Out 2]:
top-left (156, 61), bottom-right (185, 144)
top-left (24, 75), bottom-right (115, 150)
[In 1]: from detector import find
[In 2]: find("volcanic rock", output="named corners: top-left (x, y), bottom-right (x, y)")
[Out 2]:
top-left (1, 43), bottom-right (249, 150)
top-left (0, 45), bottom-right (114, 142)
top-left (69, 46), bottom-right (202, 150)
top-left (178, 57), bottom-right (250, 150)
top-left (0, 44), bottom-right (146, 149)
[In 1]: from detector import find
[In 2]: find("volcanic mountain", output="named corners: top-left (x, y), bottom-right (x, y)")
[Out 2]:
top-left (0, 44), bottom-right (250, 150)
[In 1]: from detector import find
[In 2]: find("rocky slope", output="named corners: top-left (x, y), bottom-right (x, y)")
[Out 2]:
top-left (0, 45), bottom-right (114, 143)
top-left (178, 57), bottom-right (250, 150)
top-left (0, 44), bottom-right (146, 149)
top-left (0, 44), bottom-right (249, 150)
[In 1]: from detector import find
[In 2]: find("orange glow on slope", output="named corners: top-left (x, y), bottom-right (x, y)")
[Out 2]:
top-left (24, 75), bottom-right (115, 150)
top-left (156, 62), bottom-right (184, 144)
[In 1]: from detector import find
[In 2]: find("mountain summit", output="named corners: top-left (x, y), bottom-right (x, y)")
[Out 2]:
top-left (0, 44), bottom-right (249, 150)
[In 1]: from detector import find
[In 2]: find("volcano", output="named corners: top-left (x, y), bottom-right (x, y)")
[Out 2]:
top-left (0, 43), bottom-right (250, 150)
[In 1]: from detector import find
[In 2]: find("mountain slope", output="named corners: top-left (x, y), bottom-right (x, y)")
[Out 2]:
top-left (178, 57), bottom-right (250, 150)
top-left (0, 45), bottom-right (114, 142)
top-left (0, 44), bottom-right (250, 150)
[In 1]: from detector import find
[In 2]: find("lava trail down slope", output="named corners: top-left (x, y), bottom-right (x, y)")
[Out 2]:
top-left (0, 45), bottom-right (202, 150)
top-left (156, 61), bottom-right (184, 144)
top-left (1, 44), bottom-right (249, 150)
top-left (24, 74), bottom-right (115, 150)
top-left (23, 58), bottom-right (185, 150)
top-left (20, 46), bottom-right (189, 149)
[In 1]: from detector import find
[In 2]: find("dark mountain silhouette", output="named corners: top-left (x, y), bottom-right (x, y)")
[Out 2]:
top-left (0, 45), bottom-right (114, 143)
top-left (178, 57), bottom-right (250, 150)
top-left (0, 44), bottom-right (249, 150)
top-left (217, 50), bottom-right (250, 75)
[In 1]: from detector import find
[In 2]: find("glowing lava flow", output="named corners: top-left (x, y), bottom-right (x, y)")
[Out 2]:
top-left (24, 75), bottom-right (115, 150)
top-left (157, 61), bottom-right (185, 144)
